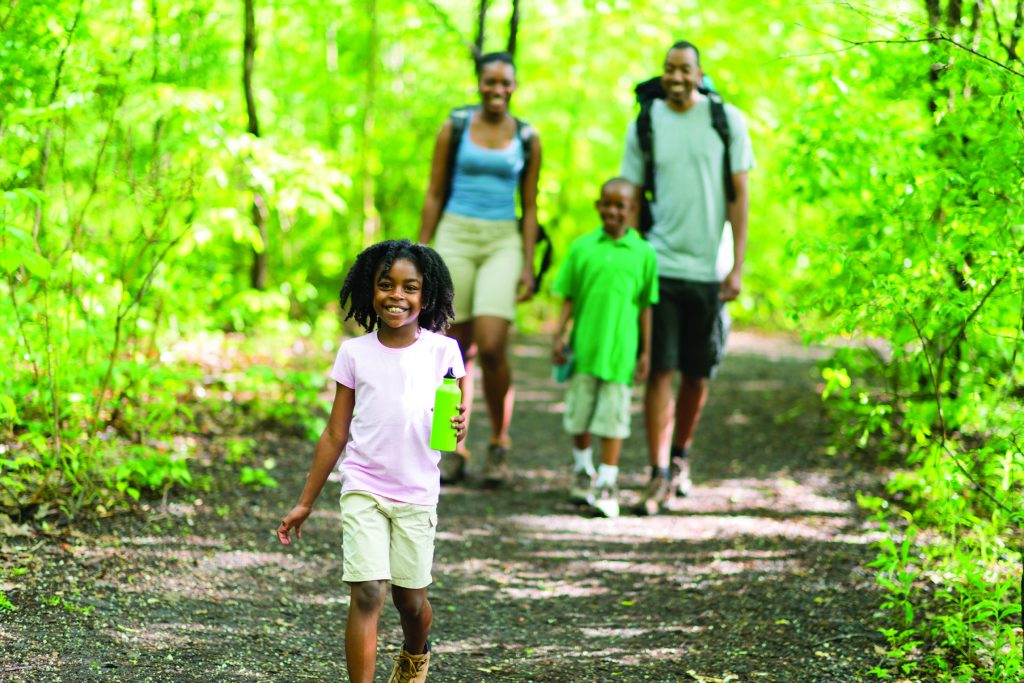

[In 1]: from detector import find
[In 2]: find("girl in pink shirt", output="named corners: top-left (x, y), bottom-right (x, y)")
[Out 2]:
top-left (277, 239), bottom-right (466, 683)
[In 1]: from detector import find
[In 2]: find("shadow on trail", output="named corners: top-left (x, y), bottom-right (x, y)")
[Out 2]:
top-left (0, 331), bottom-right (886, 683)
top-left (418, 332), bottom-right (885, 682)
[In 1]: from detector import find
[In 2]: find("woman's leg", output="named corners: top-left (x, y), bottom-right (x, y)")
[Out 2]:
top-left (391, 586), bottom-right (433, 655)
top-left (345, 580), bottom-right (388, 683)
top-left (446, 321), bottom-right (476, 444)
top-left (473, 315), bottom-right (513, 444)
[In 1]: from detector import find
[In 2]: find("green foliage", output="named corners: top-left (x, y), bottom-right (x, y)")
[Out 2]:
top-left (4, 2), bottom-right (1022, 678)
top-left (3, 0), bottom-right (826, 518)
top-left (784, 4), bottom-right (1024, 680)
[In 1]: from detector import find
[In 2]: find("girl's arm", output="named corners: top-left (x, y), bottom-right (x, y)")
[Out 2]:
top-left (277, 384), bottom-right (355, 545)
top-left (517, 130), bottom-right (542, 301)
top-left (418, 120), bottom-right (454, 245)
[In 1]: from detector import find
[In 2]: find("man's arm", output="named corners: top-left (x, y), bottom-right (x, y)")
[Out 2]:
top-left (721, 170), bottom-right (749, 301)
top-left (634, 306), bottom-right (652, 385)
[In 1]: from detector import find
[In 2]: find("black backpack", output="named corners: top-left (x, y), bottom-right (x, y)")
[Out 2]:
top-left (442, 105), bottom-right (552, 288)
top-left (634, 77), bottom-right (735, 233)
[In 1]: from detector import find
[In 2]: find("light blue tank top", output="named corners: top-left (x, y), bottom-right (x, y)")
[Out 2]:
top-left (444, 121), bottom-right (524, 221)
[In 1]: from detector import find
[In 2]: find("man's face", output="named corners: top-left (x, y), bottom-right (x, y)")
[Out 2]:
top-left (661, 47), bottom-right (702, 110)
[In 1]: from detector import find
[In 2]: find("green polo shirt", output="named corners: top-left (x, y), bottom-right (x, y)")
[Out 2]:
top-left (552, 227), bottom-right (659, 384)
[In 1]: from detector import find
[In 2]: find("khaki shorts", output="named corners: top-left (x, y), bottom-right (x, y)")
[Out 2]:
top-left (562, 373), bottom-right (633, 440)
top-left (340, 491), bottom-right (437, 589)
top-left (433, 212), bottom-right (523, 323)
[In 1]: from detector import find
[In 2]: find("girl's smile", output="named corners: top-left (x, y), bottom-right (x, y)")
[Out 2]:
top-left (373, 257), bottom-right (423, 345)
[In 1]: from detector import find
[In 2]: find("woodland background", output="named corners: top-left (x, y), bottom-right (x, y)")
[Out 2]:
top-left (1, 0), bottom-right (1022, 680)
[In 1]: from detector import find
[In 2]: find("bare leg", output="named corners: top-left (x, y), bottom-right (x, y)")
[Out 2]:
top-left (473, 316), bottom-right (513, 444)
top-left (599, 437), bottom-right (623, 467)
top-left (673, 373), bottom-right (709, 450)
top-left (644, 369), bottom-right (675, 470)
top-left (572, 433), bottom-right (592, 450)
top-left (391, 586), bottom-right (433, 655)
top-left (345, 580), bottom-right (388, 683)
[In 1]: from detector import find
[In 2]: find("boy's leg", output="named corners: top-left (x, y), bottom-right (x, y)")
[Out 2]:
top-left (569, 432), bottom-right (594, 503)
top-left (585, 382), bottom-right (630, 518)
top-left (346, 580), bottom-right (388, 683)
top-left (564, 375), bottom-right (599, 502)
top-left (599, 436), bottom-right (623, 468)
top-left (587, 437), bottom-right (623, 518)
top-left (392, 586), bottom-right (433, 655)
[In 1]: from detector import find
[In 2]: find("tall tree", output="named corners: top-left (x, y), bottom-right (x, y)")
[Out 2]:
top-left (507, 0), bottom-right (519, 57)
top-left (358, 0), bottom-right (380, 247)
top-left (474, 0), bottom-right (487, 59)
top-left (244, 0), bottom-right (268, 289)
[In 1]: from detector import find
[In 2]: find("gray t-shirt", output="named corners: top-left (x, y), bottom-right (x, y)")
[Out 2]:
top-left (621, 97), bottom-right (755, 282)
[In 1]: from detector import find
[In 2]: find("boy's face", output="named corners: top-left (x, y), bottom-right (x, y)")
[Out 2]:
top-left (373, 257), bottom-right (423, 331)
top-left (596, 182), bottom-right (635, 238)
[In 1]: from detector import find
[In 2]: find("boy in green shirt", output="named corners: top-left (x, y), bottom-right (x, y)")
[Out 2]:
top-left (551, 178), bottom-right (659, 518)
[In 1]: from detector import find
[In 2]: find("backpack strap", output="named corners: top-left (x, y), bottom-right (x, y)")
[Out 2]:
top-left (514, 117), bottom-right (532, 201)
top-left (705, 92), bottom-right (736, 203)
top-left (634, 78), bottom-right (737, 209)
top-left (634, 77), bottom-right (662, 203)
top-left (441, 105), bottom-right (475, 208)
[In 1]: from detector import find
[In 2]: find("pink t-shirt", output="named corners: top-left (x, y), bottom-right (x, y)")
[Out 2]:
top-left (330, 329), bottom-right (465, 506)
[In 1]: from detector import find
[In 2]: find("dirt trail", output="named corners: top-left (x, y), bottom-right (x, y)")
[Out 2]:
top-left (1, 331), bottom-right (887, 682)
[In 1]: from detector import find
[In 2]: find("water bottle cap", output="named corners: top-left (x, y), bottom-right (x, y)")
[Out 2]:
top-left (444, 367), bottom-right (456, 379)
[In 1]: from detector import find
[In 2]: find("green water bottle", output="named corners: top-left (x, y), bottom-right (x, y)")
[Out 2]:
top-left (429, 368), bottom-right (461, 452)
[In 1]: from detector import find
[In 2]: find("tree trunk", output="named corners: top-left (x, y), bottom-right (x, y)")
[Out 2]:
top-left (474, 0), bottom-right (487, 59)
top-left (244, 0), bottom-right (268, 290)
top-left (358, 0), bottom-right (380, 247)
top-left (507, 0), bottom-right (519, 57)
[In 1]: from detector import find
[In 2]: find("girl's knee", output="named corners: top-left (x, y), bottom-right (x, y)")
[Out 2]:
top-left (349, 580), bottom-right (388, 613)
top-left (392, 586), bottom-right (429, 616)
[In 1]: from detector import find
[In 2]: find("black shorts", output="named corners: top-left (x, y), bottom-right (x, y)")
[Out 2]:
top-left (651, 277), bottom-right (730, 378)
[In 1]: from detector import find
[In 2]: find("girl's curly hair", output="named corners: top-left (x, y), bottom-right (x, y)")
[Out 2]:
top-left (339, 239), bottom-right (456, 333)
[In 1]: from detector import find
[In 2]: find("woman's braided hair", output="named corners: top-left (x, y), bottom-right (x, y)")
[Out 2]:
top-left (339, 239), bottom-right (455, 333)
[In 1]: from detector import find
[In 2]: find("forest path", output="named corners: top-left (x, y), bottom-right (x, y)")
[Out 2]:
top-left (1, 331), bottom-right (887, 682)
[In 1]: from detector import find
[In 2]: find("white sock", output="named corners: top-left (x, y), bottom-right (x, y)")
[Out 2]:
top-left (595, 464), bottom-right (619, 488)
top-left (572, 447), bottom-right (594, 474)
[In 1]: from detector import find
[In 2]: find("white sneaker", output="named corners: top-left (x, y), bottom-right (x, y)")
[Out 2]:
top-left (587, 483), bottom-right (620, 518)
top-left (569, 469), bottom-right (594, 504)
top-left (670, 456), bottom-right (692, 498)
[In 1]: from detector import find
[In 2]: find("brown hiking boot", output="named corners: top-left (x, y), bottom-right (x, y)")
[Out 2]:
top-left (482, 443), bottom-right (510, 486)
top-left (439, 451), bottom-right (467, 484)
top-left (387, 646), bottom-right (430, 683)
top-left (635, 474), bottom-right (671, 516)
